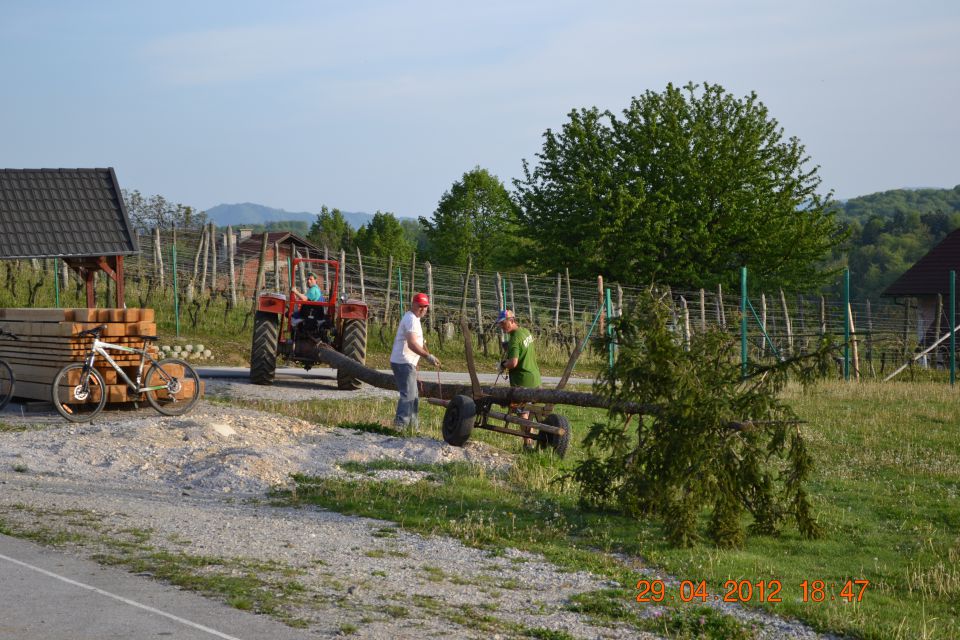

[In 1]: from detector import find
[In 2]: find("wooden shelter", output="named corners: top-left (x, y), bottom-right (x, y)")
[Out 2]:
top-left (883, 227), bottom-right (960, 344)
top-left (0, 168), bottom-right (139, 307)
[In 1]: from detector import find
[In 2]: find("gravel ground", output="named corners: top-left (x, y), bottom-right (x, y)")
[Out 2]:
top-left (0, 378), bottom-right (839, 639)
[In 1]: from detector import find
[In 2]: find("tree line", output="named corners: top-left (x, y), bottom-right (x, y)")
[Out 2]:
top-left (123, 82), bottom-right (959, 301)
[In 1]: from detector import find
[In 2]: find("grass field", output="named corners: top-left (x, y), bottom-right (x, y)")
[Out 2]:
top-left (231, 380), bottom-right (960, 640)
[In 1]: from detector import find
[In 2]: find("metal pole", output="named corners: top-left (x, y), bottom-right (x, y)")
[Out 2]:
top-left (951, 270), bottom-right (956, 385)
top-left (741, 266), bottom-right (748, 379)
top-left (843, 268), bottom-right (850, 381)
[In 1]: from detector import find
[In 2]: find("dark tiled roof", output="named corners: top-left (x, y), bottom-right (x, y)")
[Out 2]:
top-left (0, 168), bottom-right (139, 259)
top-left (883, 227), bottom-right (960, 296)
top-left (236, 232), bottom-right (321, 254)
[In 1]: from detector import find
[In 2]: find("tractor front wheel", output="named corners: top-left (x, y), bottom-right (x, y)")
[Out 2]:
top-left (337, 318), bottom-right (367, 390)
top-left (250, 311), bottom-right (279, 385)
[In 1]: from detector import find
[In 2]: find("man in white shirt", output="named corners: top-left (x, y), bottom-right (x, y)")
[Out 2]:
top-left (390, 292), bottom-right (441, 428)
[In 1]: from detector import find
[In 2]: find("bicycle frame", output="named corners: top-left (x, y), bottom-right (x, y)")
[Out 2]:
top-left (81, 338), bottom-right (170, 394)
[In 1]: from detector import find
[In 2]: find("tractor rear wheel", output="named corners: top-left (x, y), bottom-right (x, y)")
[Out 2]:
top-left (250, 311), bottom-right (279, 385)
top-left (337, 318), bottom-right (367, 390)
top-left (537, 413), bottom-right (571, 458)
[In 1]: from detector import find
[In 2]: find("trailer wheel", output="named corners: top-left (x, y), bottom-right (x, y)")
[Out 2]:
top-left (337, 318), bottom-right (367, 390)
top-left (538, 414), bottom-right (571, 458)
top-left (442, 395), bottom-right (476, 446)
top-left (250, 311), bottom-right (279, 385)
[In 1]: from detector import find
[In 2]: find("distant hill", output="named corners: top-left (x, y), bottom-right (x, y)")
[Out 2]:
top-left (204, 203), bottom-right (380, 230)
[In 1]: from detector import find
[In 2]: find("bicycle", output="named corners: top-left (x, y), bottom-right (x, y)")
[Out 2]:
top-left (51, 324), bottom-right (200, 423)
top-left (0, 328), bottom-right (19, 410)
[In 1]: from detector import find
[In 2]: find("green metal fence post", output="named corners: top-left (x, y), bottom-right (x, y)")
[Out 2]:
top-left (843, 268), bottom-right (850, 381)
top-left (951, 270), bottom-right (956, 386)
top-left (741, 266), bottom-right (748, 379)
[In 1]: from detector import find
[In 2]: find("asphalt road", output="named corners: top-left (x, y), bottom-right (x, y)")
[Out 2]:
top-left (0, 534), bottom-right (311, 640)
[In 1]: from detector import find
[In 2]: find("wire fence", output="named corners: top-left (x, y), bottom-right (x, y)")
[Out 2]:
top-left (1, 227), bottom-right (955, 379)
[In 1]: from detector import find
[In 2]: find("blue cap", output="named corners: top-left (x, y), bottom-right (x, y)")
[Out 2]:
top-left (497, 309), bottom-right (515, 323)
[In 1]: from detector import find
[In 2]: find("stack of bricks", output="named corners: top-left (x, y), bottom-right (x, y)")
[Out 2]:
top-left (0, 307), bottom-right (177, 404)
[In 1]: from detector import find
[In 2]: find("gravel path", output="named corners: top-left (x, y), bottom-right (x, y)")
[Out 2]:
top-left (0, 384), bottom-right (838, 639)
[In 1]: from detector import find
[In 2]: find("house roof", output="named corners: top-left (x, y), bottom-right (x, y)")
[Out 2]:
top-left (883, 227), bottom-right (960, 296)
top-left (0, 168), bottom-right (139, 259)
top-left (236, 231), bottom-right (322, 255)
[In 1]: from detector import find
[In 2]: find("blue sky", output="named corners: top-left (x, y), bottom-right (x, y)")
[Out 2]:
top-left (1, 1), bottom-right (957, 218)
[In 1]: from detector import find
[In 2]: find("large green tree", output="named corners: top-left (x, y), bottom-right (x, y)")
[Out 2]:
top-left (307, 205), bottom-right (355, 252)
top-left (420, 167), bottom-right (521, 270)
top-left (514, 82), bottom-right (844, 290)
top-left (354, 211), bottom-right (415, 262)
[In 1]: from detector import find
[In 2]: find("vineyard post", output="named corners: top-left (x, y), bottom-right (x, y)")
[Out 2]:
top-left (273, 241), bottom-right (280, 290)
top-left (523, 273), bottom-right (532, 324)
top-left (740, 267), bottom-right (747, 379)
top-left (409, 254), bottom-right (416, 302)
top-left (341, 248), bottom-right (347, 298)
top-left (717, 283), bottom-right (726, 329)
top-left (384, 255), bottom-right (394, 324)
top-left (780, 288), bottom-right (793, 357)
top-left (598, 275), bottom-right (605, 334)
top-left (819, 295), bottom-right (827, 336)
top-left (950, 270), bottom-right (956, 385)
top-left (426, 261), bottom-right (433, 334)
top-left (474, 273), bottom-right (486, 356)
top-left (849, 302), bottom-right (860, 379)
top-left (866, 299), bottom-right (874, 376)
top-left (565, 268), bottom-right (575, 342)
top-left (605, 287), bottom-right (614, 369)
top-left (227, 226), bottom-right (237, 307)
top-left (54, 258), bottom-right (60, 307)
top-left (760, 293), bottom-right (768, 358)
top-left (153, 227), bottom-right (164, 292)
top-left (495, 272), bottom-right (503, 311)
top-left (254, 232), bottom-right (269, 301)
top-left (935, 294), bottom-right (944, 367)
top-left (209, 223), bottom-right (217, 297)
top-left (553, 273), bottom-right (561, 330)
top-left (458, 255), bottom-right (471, 321)
top-left (323, 246), bottom-right (329, 288)
top-left (844, 267), bottom-right (850, 381)
top-left (172, 229), bottom-right (180, 337)
top-left (509, 280), bottom-right (515, 315)
top-left (200, 224), bottom-right (210, 295)
top-left (356, 247), bottom-right (365, 302)
top-left (699, 288), bottom-right (706, 332)
top-left (680, 296), bottom-right (691, 350)
top-left (617, 284), bottom-right (623, 320)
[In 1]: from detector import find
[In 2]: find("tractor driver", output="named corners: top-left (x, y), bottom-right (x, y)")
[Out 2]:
top-left (497, 309), bottom-right (542, 448)
top-left (292, 272), bottom-right (326, 302)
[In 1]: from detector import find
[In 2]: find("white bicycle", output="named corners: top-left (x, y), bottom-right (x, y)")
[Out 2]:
top-left (51, 324), bottom-right (200, 422)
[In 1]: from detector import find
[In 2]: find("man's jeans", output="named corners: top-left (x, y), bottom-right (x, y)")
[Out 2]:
top-left (391, 362), bottom-right (418, 428)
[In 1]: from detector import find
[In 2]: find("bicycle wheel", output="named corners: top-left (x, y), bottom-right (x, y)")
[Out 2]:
top-left (51, 364), bottom-right (106, 423)
top-left (0, 359), bottom-right (14, 411)
top-left (145, 358), bottom-right (200, 416)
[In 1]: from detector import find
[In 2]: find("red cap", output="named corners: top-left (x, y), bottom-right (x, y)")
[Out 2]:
top-left (413, 293), bottom-right (430, 306)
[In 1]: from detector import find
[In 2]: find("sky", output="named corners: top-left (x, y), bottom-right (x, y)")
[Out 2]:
top-left (1, 1), bottom-right (957, 219)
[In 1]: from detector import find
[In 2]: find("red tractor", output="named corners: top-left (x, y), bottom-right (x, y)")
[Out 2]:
top-left (250, 258), bottom-right (368, 390)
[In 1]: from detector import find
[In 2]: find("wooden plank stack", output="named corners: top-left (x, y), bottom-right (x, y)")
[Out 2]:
top-left (0, 308), bottom-right (198, 405)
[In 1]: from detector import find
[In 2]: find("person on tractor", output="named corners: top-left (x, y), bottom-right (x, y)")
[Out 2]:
top-left (497, 309), bottom-right (542, 448)
top-left (292, 272), bottom-right (325, 302)
top-left (390, 292), bottom-right (440, 430)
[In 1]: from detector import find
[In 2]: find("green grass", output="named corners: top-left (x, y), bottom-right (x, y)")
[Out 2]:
top-left (269, 380), bottom-right (960, 640)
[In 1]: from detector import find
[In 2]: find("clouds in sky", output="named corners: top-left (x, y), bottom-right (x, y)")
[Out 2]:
top-left (0, 1), bottom-right (957, 215)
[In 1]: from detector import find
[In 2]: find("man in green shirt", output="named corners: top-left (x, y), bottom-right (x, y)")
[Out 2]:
top-left (497, 309), bottom-right (541, 447)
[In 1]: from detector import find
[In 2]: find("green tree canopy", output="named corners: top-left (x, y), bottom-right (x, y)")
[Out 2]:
top-left (420, 167), bottom-right (521, 270)
top-left (308, 206), bottom-right (355, 252)
top-left (122, 190), bottom-right (207, 232)
top-left (513, 82), bottom-right (844, 290)
top-left (354, 211), bottom-right (415, 262)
